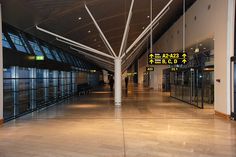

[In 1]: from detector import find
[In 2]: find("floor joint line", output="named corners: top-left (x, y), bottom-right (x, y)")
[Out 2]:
top-left (122, 117), bottom-right (126, 157)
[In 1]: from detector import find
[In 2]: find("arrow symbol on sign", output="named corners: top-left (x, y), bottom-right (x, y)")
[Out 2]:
top-left (149, 59), bottom-right (154, 64)
top-left (182, 53), bottom-right (187, 58)
top-left (149, 54), bottom-right (154, 58)
top-left (182, 59), bottom-right (187, 64)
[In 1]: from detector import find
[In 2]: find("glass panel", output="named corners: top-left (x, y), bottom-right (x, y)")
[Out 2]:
top-left (42, 45), bottom-right (54, 60)
top-left (170, 72), bottom-right (176, 97)
top-left (197, 70), bottom-right (203, 108)
top-left (3, 68), bottom-right (14, 119)
top-left (70, 55), bottom-right (77, 66)
top-left (65, 54), bottom-right (74, 66)
top-left (202, 71), bottom-right (214, 109)
top-left (75, 58), bottom-right (81, 67)
top-left (182, 70), bottom-right (191, 103)
top-left (72, 72), bottom-right (76, 93)
top-left (2, 33), bottom-right (11, 48)
top-left (48, 70), bottom-right (57, 100)
top-left (58, 71), bottom-right (64, 98)
top-left (58, 50), bottom-right (68, 63)
top-left (51, 49), bottom-right (61, 62)
top-left (36, 69), bottom-right (46, 106)
top-left (8, 32), bottom-right (28, 53)
top-left (28, 40), bottom-right (44, 56)
top-left (18, 67), bottom-right (31, 114)
top-left (62, 52), bottom-right (70, 64)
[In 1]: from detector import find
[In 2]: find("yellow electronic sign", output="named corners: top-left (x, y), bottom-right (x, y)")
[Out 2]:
top-left (170, 67), bottom-right (179, 72)
top-left (148, 52), bottom-right (188, 65)
top-left (146, 67), bottom-right (154, 71)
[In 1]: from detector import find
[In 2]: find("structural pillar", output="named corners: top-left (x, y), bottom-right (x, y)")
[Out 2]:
top-left (114, 58), bottom-right (122, 105)
top-left (0, 4), bottom-right (3, 124)
top-left (226, 0), bottom-right (235, 115)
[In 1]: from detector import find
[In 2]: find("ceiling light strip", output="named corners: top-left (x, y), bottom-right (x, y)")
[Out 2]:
top-left (56, 37), bottom-right (114, 59)
top-left (121, 22), bottom-right (160, 60)
top-left (70, 46), bottom-right (114, 65)
top-left (36, 25), bottom-right (115, 59)
top-left (118, 0), bottom-right (134, 57)
top-left (85, 4), bottom-right (117, 57)
top-left (126, 0), bottom-right (173, 54)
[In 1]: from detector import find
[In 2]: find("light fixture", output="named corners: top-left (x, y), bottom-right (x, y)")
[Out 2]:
top-left (199, 43), bottom-right (202, 46)
top-left (191, 48), bottom-right (193, 50)
top-left (142, 26), bottom-right (145, 29)
top-left (88, 30), bottom-right (91, 33)
top-left (78, 17), bottom-right (82, 20)
top-left (203, 47), bottom-right (206, 50)
top-left (147, 15), bottom-right (150, 18)
top-left (195, 48), bottom-right (199, 53)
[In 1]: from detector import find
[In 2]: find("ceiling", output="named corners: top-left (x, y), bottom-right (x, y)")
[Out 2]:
top-left (0, 0), bottom-right (197, 70)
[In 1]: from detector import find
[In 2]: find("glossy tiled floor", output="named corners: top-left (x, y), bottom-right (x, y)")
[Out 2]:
top-left (0, 85), bottom-right (236, 157)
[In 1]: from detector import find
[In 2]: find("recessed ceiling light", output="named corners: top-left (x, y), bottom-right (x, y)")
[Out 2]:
top-left (147, 15), bottom-right (150, 19)
top-left (78, 17), bottom-right (82, 20)
top-left (142, 27), bottom-right (145, 29)
top-left (88, 30), bottom-right (91, 33)
top-left (191, 48), bottom-right (193, 50)
top-left (199, 43), bottom-right (202, 46)
top-left (203, 47), bottom-right (206, 50)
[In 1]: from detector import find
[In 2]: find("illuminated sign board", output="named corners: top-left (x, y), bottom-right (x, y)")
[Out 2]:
top-left (90, 70), bottom-right (97, 73)
top-left (127, 72), bottom-right (137, 76)
top-left (146, 67), bottom-right (154, 71)
top-left (170, 67), bottom-right (179, 72)
top-left (148, 52), bottom-right (188, 65)
top-left (35, 56), bottom-right (44, 61)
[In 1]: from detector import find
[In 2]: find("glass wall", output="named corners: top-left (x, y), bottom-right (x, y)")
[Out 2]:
top-left (170, 68), bottom-right (214, 109)
top-left (8, 32), bottom-right (29, 53)
top-left (3, 67), bottom-right (14, 119)
top-left (2, 33), bottom-right (11, 49)
top-left (2, 66), bottom-right (92, 121)
top-left (2, 23), bottom-right (102, 121)
top-left (17, 67), bottom-right (31, 114)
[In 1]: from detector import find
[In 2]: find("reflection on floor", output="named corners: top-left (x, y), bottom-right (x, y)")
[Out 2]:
top-left (0, 85), bottom-right (236, 157)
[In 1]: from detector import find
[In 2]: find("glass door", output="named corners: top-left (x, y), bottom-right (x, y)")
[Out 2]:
top-left (202, 70), bottom-right (214, 109)
top-left (191, 68), bottom-right (203, 108)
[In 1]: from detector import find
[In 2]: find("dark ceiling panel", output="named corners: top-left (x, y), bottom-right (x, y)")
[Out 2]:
top-left (0, 0), bottom-right (197, 62)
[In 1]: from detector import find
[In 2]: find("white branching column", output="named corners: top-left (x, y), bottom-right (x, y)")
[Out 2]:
top-left (115, 58), bottom-right (122, 105)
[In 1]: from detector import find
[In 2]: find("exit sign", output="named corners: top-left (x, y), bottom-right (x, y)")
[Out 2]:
top-left (36, 56), bottom-right (44, 61)
top-left (146, 67), bottom-right (154, 71)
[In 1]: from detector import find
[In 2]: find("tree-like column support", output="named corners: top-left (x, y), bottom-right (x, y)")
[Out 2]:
top-left (114, 58), bottom-right (122, 105)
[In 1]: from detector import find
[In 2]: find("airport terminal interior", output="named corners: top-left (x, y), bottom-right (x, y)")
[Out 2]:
top-left (0, 0), bottom-right (236, 156)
